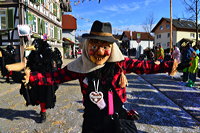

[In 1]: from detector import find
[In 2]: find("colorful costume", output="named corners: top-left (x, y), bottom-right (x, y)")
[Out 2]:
top-left (186, 53), bottom-right (199, 87)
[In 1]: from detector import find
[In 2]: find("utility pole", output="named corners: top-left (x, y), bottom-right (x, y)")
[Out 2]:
top-left (18, 0), bottom-right (25, 62)
top-left (170, 0), bottom-right (173, 52)
top-left (195, 0), bottom-right (198, 46)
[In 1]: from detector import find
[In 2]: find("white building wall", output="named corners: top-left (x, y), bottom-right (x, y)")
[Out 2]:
top-left (62, 30), bottom-right (76, 42)
top-left (130, 40), bottom-right (154, 50)
top-left (154, 31), bottom-right (178, 49)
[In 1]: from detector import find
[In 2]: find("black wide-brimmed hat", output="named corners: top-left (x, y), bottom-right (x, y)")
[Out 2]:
top-left (82, 20), bottom-right (117, 43)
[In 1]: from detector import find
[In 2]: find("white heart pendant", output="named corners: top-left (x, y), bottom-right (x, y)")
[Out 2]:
top-left (89, 91), bottom-right (103, 104)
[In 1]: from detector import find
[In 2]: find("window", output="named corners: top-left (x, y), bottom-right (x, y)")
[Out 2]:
top-left (32, 16), bottom-right (37, 32)
top-left (187, 23), bottom-right (193, 27)
top-left (178, 22), bottom-right (184, 27)
top-left (57, 28), bottom-right (60, 40)
top-left (190, 33), bottom-right (195, 38)
top-left (167, 33), bottom-right (170, 38)
top-left (160, 26), bottom-right (163, 30)
top-left (157, 34), bottom-right (161, 39)
top-left (0, 10), bottom-right (6, 30)
top-left (45, 22), bottom-right (48, 35)
top-left (49, 3), bottom-right (53, 13)
top-left (0, 9), bottom-right (14, 30)
top-left (44, 0), bottom-right (48, 8)
top-left (166, 24), bottom-right (170, 29)
top-left (50, 24), bottom-right (54, 38)
top-left (28, 13), bottom-right (36, 32)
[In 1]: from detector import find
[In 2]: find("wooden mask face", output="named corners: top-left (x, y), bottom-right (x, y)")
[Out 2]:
top-left (87, 39), bottom-right (112, 65)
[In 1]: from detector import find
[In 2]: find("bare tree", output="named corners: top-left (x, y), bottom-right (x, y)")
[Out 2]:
top-left (143, 12), bottom-right (156, 48)
top-left (183, 0), bottom-right (200, 46)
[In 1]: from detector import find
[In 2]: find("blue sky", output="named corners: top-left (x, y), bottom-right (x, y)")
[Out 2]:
top-left (67, 0), bottom-right (188, 35)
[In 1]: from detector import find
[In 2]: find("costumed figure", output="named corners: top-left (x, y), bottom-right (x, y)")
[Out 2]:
top-left (186, 51), bottom-right (199, 87)
top-left (0, 45), bottom-right (15, 83)
top-left (171, 46), bottom-right (181, 63)
top-left (7, 20), bottom-right (179, 132)
top-left (181, 42), bottom-right (195, 82)
top-left (156, 45), bottom-right (164, 61)
top-left (144, 48), bottom-right (155, 61)
top-left (20, 39), bottom-right (59, 123)
top-left (53, 47), bottom-right (63, 69)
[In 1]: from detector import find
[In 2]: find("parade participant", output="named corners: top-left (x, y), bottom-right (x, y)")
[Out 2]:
top-left (156, 45), bottom-right (165, 61)
top-left (53, 47), bottom-right (63, 69)
top-left (186, 51), bottom-right (199, 87)
top-left (7, 20), bottom-right (178, 132)
top-left (20, 39), bottom-right (59, 123)
top-left (171, 45), bottom-right (181, 63)
top-left (181, 42), bottom-right (195, 82)
top-left (0, 46), bottom-right (15, 83)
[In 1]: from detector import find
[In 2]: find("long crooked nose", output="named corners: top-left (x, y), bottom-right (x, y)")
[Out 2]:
top-left (96, 47), bottom-right (105, 56)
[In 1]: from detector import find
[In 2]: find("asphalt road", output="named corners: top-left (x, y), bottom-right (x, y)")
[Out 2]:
top-left (0, 58), bottom-right (199, 133)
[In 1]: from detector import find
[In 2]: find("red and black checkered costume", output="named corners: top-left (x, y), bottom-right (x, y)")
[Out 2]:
top-left (29, 57), bottom-right (174, 132)
top-left (29, 57), bottom-right (173, 103)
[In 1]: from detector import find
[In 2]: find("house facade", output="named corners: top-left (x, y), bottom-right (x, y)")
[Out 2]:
top-left (120, 31), bottom-right (154, 56)
top-left (0, 0), bottom-right (68, 61)
top-left (151, 17), bottom-right (200, 49)
top-left (62, 14), bottom-right (77, 58)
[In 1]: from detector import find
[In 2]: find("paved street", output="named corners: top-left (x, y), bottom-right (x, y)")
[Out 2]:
top-left (0, 58), bottom-right (200, 133)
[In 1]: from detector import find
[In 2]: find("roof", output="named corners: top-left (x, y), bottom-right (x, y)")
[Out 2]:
top-left (62, 15), bottom-right (77, 30)
top-left (113, 34), bottom-right (122, 40)
top-left (152, 17), bottom-right (200, 32)
top-left (120, 31), bottom-right (154, 41)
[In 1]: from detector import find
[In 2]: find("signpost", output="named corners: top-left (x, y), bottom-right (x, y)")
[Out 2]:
top-left (136, 33), bottom-right (141, 43)
top-left (17, 24), bottom-right (32, 36)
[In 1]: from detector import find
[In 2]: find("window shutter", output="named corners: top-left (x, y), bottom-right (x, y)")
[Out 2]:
top-left (28, 12), bottom-right (33, 24)
top-left (33, 15), bottom-right (36, 31)
top-left (53, 3), bottom-right (56, 16)
top-left (59, 9), bottom-right (62, 20)
top-left (56, 4), bottom-right (58, 17)
top-left (54, 26), bottom-right (58, 39)
top-left (60, 29), bottom-right (62, 40)
top-left (37, 18), bottom-right (41, 34)
top-left (41, 19), bottom-right (45, 34)
top-left (7, 8), bottom-right (14, 29)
